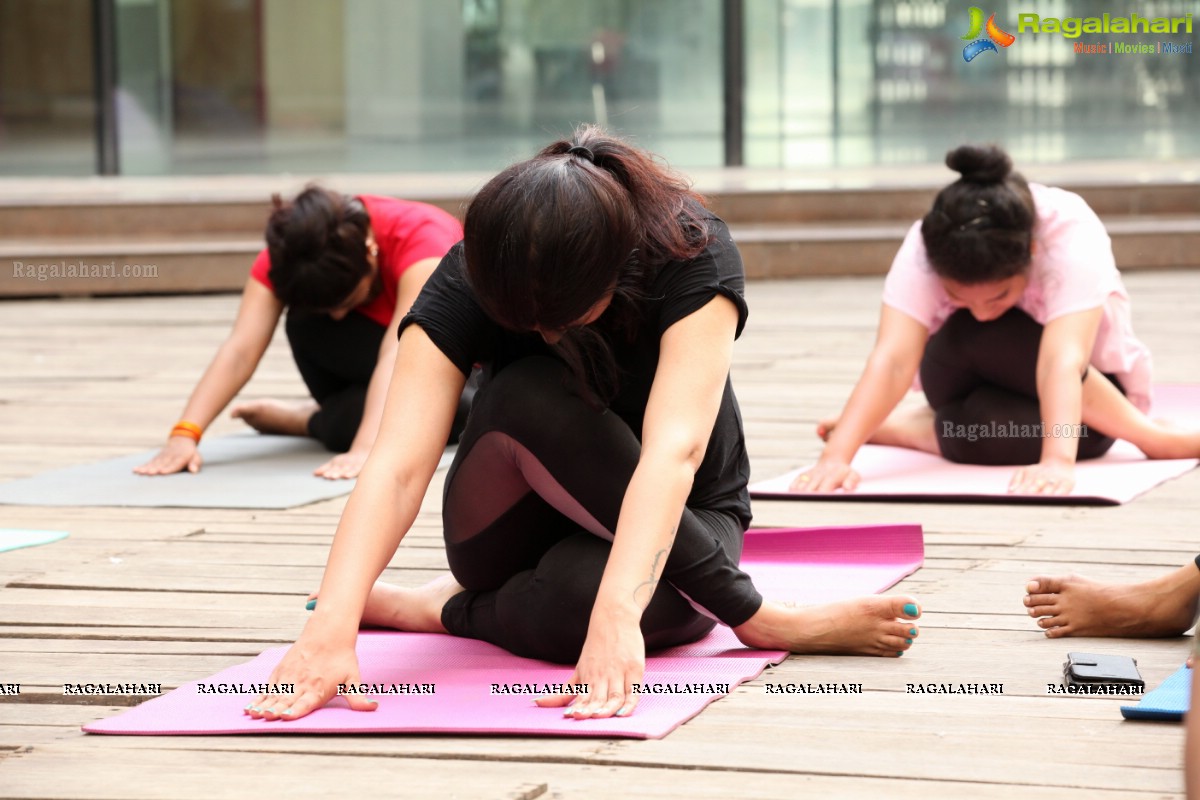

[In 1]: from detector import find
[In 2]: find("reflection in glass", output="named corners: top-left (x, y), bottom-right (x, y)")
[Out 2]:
top-left (748, 0), bottom-right (1200, 168)
top-left (0, 0), bottom-right (97, 176)
top-left (3, 0), bottom-right (1195, 176)
top-left (102, 0), bottom-right (724, 175)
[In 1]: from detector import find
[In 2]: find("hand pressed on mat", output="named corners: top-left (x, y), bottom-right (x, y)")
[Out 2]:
top-left (133, 436), bottom-right (202, 476)
top-left (244, 627), bottom-right (378, 721)
top-left (1008, 458), bottom-right (1075, 496)
top-left (535, 610), bottom-right (645, 720)
top-left (789, 457), bottom-right (860, 493)
top-left (314, 449), bottom-right (369, 481)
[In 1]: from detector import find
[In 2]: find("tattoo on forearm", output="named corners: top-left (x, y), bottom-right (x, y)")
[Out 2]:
top-left (632, 526), bottom-right (677, 608)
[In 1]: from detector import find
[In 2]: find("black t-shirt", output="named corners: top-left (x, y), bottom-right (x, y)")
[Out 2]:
top-left (400, 215), bottom-right (752, 527)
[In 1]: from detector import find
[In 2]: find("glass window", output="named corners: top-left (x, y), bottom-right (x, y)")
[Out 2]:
top-left (0, 0), bottom-right (97, 176)
top-left (747, 0), bottom-right (1200, 168)
top-left (105, 0), bottom-right (725, 175)
top-left (4, 0), bottom-right (1195, 176)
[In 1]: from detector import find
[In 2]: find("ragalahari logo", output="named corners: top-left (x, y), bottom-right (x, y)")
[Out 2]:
top-left (962, 6), bottom-right (1016, 62)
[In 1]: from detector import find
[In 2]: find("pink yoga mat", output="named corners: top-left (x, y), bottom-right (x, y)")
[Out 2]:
top-left (84, 524), bottom-right (923, 739)
top-left (751, 385), bottom-right (1199, 505)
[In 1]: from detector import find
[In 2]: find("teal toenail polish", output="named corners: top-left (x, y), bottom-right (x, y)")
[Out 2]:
top-left (903, 603), bottom-right (919, 618)
top-left (896, 651), bottom-right (904, 657)
top-left (909, 628), bottom-right (917, 636)
top-left (282, 709), bottom-right (294, 715)
top-left (905, 638), bottom-right (913, 644)
top-left (305, 599), bottom-right (317, 611)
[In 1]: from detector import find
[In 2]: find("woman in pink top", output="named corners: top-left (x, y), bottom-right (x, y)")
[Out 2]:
top-left (134, 186), bottom-right (465, 481)
top-left (794, 144), bottom-right (1200, 496)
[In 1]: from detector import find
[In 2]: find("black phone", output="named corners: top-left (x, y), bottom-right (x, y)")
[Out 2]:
top-left (1062, 652), bottom-right (1145, 692)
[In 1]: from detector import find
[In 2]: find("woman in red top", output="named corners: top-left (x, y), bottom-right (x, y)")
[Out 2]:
top-left (135, 186), bottom-right (464, 480)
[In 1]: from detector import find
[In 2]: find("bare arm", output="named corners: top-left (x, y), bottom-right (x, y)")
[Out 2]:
top-left (605, 295), bottom-right (740, 609)
top-left (315, 256), bottom-right (441, 479)
top-left (792, 304), bottom-right (928, 492)
top-left (309, 324), bottom-right (463, 635)
top-left (541, 294), bottom-right (741, 720)
top-left (1009, 306), bottom-right (1102, 495)
top-left (252, 323), bottom-right (466, 719)
top-left (134, 278), bottom-right (282, 474)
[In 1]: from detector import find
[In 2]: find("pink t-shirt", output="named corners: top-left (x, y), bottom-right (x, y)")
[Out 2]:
top-left (882, 183), bottom-right (1152, 412)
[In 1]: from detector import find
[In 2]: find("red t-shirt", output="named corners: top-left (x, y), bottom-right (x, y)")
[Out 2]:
top-left (250, 195), bottom-right (463, 327)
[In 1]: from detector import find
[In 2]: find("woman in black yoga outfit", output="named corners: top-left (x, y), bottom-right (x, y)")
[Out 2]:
top-left (247, 126), bottom-right (921, 723)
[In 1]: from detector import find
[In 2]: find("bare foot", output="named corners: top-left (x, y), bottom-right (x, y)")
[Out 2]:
top-left (818, 406), bottom-right (939, 454)
top-left (733, 596), bottom-right (921, 657)
top-left (308, 574), bottom-right (466, 633)
top-left (870, 406), bottom-right (939, 452)
top-left (1024, 565), bottom-right (1200, 638)
top-left (230, 399), bottom-right (317, 437)
top-left (1136, 422), bottom-right (1200, 460)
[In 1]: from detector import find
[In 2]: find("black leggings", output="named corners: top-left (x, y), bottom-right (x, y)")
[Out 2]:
top-left (439, 357), bottom-right (762, 664)
top-left (921, 308), bottom-right (1117, 465)
top-left (285, 311), bottom-right (473, 452)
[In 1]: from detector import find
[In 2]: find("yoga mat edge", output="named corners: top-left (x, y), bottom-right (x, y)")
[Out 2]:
top-left (83, 524), bottom-right (922, 739)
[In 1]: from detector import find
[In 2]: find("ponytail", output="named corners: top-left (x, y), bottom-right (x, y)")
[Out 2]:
top-left (463, 125), bottom-right (711, 404)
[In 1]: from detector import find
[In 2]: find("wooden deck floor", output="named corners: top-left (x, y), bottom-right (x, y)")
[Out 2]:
top-left (1, 270), bottom-right (1197, 799)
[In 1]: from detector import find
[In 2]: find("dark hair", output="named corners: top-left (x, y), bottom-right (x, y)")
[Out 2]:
top-left (463, 124), bottom-right (712, 401)
top-left (265, 186), bottom-right (371, 311)
top-left (920, 144), bottom-right (1036, 284)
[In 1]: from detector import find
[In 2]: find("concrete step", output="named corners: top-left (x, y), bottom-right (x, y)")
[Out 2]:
top-left (1, 180), bottom-right (1195, 238)
top-left (1, 166), bottom-right (1196, 296)
top-left (0, 198), bottom-right (466, 240)
top-left (713, 181), bottom-right (1200, 225)
top-left (732, 215), bottom-right (1200, 279)
top-left (3, 214), bottom-right (1196, 296)
top-left (2, 240), bottom-right (258, 298)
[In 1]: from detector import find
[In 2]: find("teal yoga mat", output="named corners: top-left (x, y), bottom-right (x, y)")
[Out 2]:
top-left (0, 434), bottom-right (455, 510)
top-left (1121, 663), bottom-right (1190, 721)
top-left (0, 529), bottom-right (68, 553)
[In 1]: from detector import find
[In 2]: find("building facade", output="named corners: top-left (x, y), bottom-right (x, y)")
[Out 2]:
top-left (1, 0), bottom-right (1196, 177)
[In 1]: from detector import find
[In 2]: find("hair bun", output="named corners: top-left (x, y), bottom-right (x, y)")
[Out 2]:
top-left (945, 144), bottom-right (1011, 183)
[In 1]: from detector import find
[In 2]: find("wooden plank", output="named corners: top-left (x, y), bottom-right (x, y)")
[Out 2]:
top-left (0, 747), bottom-right (555, 800)
top-left (0, 270), bottom-right (1197, 799)
top-left (0, 743), bottom-right (1171, 799)
top-left (0, 639), bottom-right (264, 656)
top-left (0, 625), bottom-right (294, 644)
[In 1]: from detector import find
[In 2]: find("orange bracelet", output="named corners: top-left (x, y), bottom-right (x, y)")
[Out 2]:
top-left (170, 420), bottom-right (203, 443)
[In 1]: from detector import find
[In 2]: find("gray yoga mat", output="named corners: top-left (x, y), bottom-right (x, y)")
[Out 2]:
top-left (0, 434), bottom-right (455, 510)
